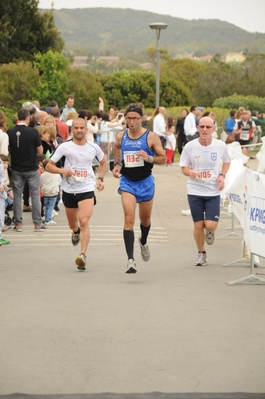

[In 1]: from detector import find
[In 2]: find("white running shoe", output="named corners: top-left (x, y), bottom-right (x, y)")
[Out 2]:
top-left (205, 229), bottom-right (215, 245)
top-left (45, 220), bottom-right (57, 226)
top-left (126, 259), bottom-right (137, 274)
top-left (195, 252), bottom-right (207, 266)
top-left (181, 209), bottom-right (191, 216)
top-left (138, 237), bottom-right (150, 262)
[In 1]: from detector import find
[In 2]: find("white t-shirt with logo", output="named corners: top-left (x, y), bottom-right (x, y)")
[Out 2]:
top-left (179, 138), bottom-right (230, 196)
top-left (50, 140), bottom-right (104, 194)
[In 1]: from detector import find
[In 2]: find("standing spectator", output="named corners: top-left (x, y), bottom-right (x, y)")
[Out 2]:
top-left (7, 108), bottom-right (46, 232)
top-left (43, 115), bottom-right (60, 148)
top-left (50, 107), bottom-right (69, 142)
top-left (165, 125), bottom-right (176, 166)
top-left (36, 125), bottom-right (56, 158)
top-left (46, 118), bottom-right (107, 270)
top-left (233, 110), bottom-right (256, 157)
top-left (22, 102), bottom-right (38, 127)
top-left (60, 95), bottom-right (76, 123)
top-left (36, 110), bottom-right (48, 125)
top-left (179, 117), bottom-right (230, 266)
top-left (153, 106), bottom-right (167, 148)
top-left (87, 111), bottom-right (100, 142)
top-left (184, 106), bottom-right (199, 142)
top-left (251, 110), bottom-right (265, 144)
top-left (224, 109), bottom-right (236, 143)
top-left (176, 108), bottom-right (188, 154)
top-left (40, 160), bottom-right (62, 226)
top-left (100, 112), bottom-right (124, 162)
top-left (112, 104), bottom-right (166, 274)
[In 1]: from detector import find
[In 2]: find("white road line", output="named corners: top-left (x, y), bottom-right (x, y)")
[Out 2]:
top-left (4, 225), bottom-right (168, 246)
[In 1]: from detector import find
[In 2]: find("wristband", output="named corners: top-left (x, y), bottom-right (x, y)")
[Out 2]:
top-left (97, 177), bottom-right (104, 182)
top-left (113, 162), bottom-right (122, 167)
top-left (147, 155), bottom-right (154, 164)
top-left (219, 173), bottom-right (225, 179)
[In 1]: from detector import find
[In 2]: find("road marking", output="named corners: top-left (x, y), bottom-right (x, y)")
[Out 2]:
top-left (4, 225), bottom-right (168, 246)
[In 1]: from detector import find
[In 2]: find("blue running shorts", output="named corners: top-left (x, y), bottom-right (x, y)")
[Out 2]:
top-left (118, 175), bottom-right (155, 203)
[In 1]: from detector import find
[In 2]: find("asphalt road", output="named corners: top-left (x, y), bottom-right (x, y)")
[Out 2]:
top-left (0, 160), bottom-right (264, 398)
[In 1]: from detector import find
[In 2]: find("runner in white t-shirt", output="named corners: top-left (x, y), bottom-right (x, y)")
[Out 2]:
top-left (46, 118), bottom-right (106, 271)
top-left (180, 116), bottom-right (230, 266)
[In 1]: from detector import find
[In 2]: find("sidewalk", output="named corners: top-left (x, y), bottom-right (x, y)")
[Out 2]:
top-left (0, 159), bottom-right (264, 398)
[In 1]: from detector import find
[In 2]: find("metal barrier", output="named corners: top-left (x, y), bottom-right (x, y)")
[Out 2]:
top-left (97, 129), bottom-right (120, 173)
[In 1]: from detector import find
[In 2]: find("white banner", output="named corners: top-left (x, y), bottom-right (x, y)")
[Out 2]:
top-left (244, 169), bottom-right (265, 258)
top-left (226, 166), bottom-right (246, 228)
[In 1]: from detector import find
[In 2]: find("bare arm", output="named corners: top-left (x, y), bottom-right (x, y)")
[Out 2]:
top-left (139, 131), bottom-right (165, 165)
top-left (181, 166), bottom-right (199, 179)
top-left (216, 161), bottom-right (231, 191)
top-left (96, 155), bottom-right (107, 191)
top-left (46, 159), bottom-right (73, 178)
top-left (36, 145), bottom-right (43, 155)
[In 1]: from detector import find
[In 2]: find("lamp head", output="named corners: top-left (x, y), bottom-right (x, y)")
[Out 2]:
top-left (149, 22), bottom-right (168, 30)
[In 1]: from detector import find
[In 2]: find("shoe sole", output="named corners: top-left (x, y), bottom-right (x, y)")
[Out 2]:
top-left (195, 262), bottom-right (207, 266)
top-left (72, 238), bottom-right (80, 246)
top-left (75, 257), bottom-right (86, 270)
top-left (126, 266), bottom-right (137, 274)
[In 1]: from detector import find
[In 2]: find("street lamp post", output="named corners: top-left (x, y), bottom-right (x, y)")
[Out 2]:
top-left (149, 22), bottom-right (168, 108)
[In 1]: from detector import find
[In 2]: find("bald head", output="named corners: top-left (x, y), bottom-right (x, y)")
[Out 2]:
top-left (72, 117), bottom-right (87, 128)
top-left (159, 107), bottom-right (166, 115)
top-left (37, 110), bottom-right (48, 125)
top-left (198, 116), bottom-right (214, 128)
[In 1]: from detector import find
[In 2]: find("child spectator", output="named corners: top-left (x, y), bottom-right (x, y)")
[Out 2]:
top-left (165, 125), bottom-right (176, 166)
top-left (40, 160), bottom-right (62, 226)
top-left (0, 154), bottom-right (10, 245)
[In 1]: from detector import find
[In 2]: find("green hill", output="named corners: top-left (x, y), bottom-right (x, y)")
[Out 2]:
top-left (47, 7), bottom-right (265, 57)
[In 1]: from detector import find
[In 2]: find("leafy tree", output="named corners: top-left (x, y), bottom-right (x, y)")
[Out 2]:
top-left (33, 51), bottom-right (69, 106)
top-left (194, 57), bottom-right (239, 106)
top-left (99, 70), bottom-right (192, 109)
top-left (66, 68), bottom-right (105, 111)
top-left (161, 58), bottom-right (206, 104)
top-left (213, 94), bottom-right (265, 112)
top-left (0, 62), bottom-right (39, 109)
top-left (0, 0), bottom-right (64, 64)
top-left (234, 54), bottom-right (265, 98)
top-left (146, 47), bottom-right (171, 67)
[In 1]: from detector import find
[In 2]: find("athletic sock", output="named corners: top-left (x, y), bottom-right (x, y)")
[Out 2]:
top-left (140, 223), bottom-right (151, 245)
top-left (123, 229), bottom-right (134, 260)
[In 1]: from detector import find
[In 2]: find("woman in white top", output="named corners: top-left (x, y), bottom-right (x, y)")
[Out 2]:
top-left (99, 112), bottom-right (124, 155)
top-left (86, 110), bottom-right (99, 142)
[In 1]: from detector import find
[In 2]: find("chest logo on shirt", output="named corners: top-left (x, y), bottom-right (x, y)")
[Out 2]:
top-left (194, 156), bottom-right (200, 162)
top-left (211, 152), bottom-right (217, 162)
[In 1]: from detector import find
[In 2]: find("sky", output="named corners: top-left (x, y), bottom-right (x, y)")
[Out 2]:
top-left (38, 0), bottom-right (265, 34)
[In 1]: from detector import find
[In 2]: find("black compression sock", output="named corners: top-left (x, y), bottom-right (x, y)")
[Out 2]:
top-left (123, 229), bottom-right (135, 260)
top-left (140, 223), bottom-right (151, 245)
